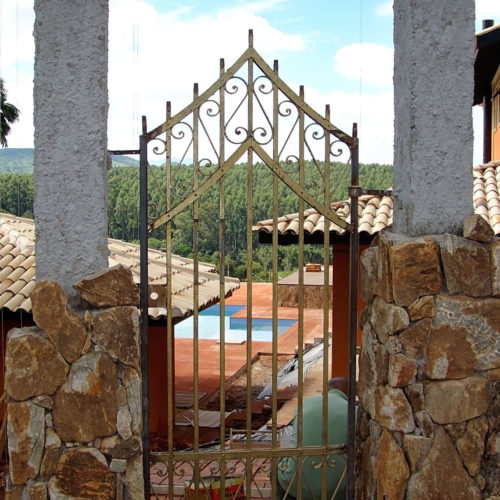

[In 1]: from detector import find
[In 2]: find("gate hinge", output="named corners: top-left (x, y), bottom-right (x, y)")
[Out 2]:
top-left (348, 185), bottom-right (362, 198)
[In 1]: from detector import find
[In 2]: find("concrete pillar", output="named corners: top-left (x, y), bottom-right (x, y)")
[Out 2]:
top-left (33, 0), bottom-right (109, 301)
top-left (393, 0), bottom-right (475, 236)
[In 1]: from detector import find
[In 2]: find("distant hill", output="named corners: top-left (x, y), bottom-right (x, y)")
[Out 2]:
top-left (0, 148), bottom-right (34, 173)
top-left (110, 154), bottom-right (140, 167)
top-left (0, 148), bottom-right (139, 173)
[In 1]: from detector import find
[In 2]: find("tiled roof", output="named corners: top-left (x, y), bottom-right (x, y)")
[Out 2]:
top-left (0, 213), bottom-right (239, 319)
top-left (254, 162), bottom-right (500, 239)
top-left (253, 194), bottom-right (393, 239)
top-left (473, 161), bottom-right (500, 235)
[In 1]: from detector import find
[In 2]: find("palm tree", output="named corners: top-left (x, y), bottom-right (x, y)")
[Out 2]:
top-left (0, 78), bottom-right (20, 148)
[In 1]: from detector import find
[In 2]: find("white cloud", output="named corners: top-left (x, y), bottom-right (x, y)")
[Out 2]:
top-left (0, 0), bottom-right (492, 167)
top-left (334, 43), bottom-right (393, 89)
top-left (0, 0), bottom-right (35, 70)
top-left (301, 86), bottom-right (394, 164)
top-left (0, 0), bottom-right (304, 149)
top-left (0, 0), bottom-right (35, 148)
top-left (376, 1), bottom-right (393, 17)
top-left (241, 0), bottom-right (288, 13)
top-left (108, 0), bottom-right (304, 148)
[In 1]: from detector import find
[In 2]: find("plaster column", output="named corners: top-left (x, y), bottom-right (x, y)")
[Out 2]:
top-left (393, 0), bottom-right (475, 236)
top-left (34, 0), bottom-right (109, 301)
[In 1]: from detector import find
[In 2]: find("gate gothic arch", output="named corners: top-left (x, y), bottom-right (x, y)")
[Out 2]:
top-left (139, 30), bottom-right (360, 499)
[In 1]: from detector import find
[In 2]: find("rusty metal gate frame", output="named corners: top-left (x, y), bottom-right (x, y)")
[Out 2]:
top-left (139, 30), bottom-right (360, 499)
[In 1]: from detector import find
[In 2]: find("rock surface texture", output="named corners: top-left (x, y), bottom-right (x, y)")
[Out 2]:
top-left (356, 229), bottom-right (500, 498)
top-left (74, 264), bottom-right (140, 308)
top-left (5, 268), bottom-right (144, 498)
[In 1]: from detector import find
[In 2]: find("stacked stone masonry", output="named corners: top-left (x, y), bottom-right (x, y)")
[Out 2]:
top-left (277, 284), bottom-right (332, 309)
top-left (356, 215), bottom-right (500, 499)
top-left (4, 265), bottom-right (144, 499)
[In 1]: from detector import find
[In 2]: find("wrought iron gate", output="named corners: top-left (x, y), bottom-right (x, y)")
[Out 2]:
top-left (139, 31), bottom-right (359, 499)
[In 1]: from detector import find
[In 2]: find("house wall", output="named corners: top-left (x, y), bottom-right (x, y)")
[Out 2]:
top-left (148, 324), bottom-right (172, 437)
top-left (331, 244), bottom-right (367, 378)
top-left (356, 227), bottom-right (500, 498)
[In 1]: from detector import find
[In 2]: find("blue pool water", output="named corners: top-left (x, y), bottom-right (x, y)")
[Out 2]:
top-left (175, 304), bottom-right (296, 342)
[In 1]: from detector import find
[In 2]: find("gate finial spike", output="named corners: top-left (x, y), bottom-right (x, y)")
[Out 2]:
top-left (273, 60), bottom-right (278, 72)
top-left (249, 29), bottom-right (253, 48)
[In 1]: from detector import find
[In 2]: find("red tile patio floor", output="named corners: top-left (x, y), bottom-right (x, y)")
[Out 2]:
top-left (174, 282), bottom-right (330, 396)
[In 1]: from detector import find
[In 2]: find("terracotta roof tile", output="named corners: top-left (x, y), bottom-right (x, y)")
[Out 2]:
top-left (0, 278), bottom-right (14, 295)
top-left (0, 213), bottom-right (239, 319)
top-left (0, 244), bottom-right (17, 261)
top-left (473, 161), bottom-right (500, 235)
top-left (19, 296), bottom-right (32, 312)
top-left (0, 266), bottom-right (14, 282)
top-left (2, 267), bottom-right (27, 289)
top-left (254, 162), bottom-right (500, 238)
top-left (0, 289), bottom-right (14, 307)
top-left (20, 279), bottom-right (36, 297)
top-left (4, 292), bottom-right (29, 312)
top-left (8, 274), bottom-right (32, 295)
top-left (253, 194), bottom-right (394, 237)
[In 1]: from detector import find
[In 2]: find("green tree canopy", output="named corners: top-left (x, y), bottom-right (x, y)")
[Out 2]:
top-left (0, 160), bottom-right (393, 278)
top-left (0, 78), bottom-right (20, 148)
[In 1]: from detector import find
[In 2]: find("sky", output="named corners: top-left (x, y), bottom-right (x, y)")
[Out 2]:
top-left (1, 0), bottom-right (500, 164)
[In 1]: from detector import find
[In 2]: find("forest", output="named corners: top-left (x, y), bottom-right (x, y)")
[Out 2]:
top-left (0, 161), bottom-right (392, 279)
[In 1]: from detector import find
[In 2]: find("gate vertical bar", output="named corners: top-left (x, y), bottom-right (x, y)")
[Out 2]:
top-left (218, 56), bottom-right (227, 498)
top-left (245, 30), bottom-right (254, 497)
top-left (321, 104), bottom-right (332, 500)
top-left (139, 116), bottom-right (151, 499)
top-left (346, 123), bottom-right (359, 500)
top-left (296, 85), bottom-right (305, 500)
top-left (165, 101), bottom-right (175, 499)
top-left (271, 58), bottom-right (279, 498)
top-left (192, 83), bottom-right (201, 496)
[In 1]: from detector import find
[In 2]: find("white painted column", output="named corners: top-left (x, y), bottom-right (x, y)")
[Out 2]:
top-left (393, 0), bottom-right (475, 235)
top-left (34, 0), bottom-right (109, 301)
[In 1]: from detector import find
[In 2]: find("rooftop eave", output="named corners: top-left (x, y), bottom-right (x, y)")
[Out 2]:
top-left (474, 24), bottom-right (500, 105)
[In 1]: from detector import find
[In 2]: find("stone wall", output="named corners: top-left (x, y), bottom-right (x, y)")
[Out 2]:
top-left (4, 265), bottom-right (144, 499)
top-left (277, 284), bottom-right (332, 309)
top-left (356, 215), bottom-right (500, 499)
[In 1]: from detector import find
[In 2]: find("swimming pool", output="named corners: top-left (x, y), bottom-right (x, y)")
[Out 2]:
top-left (174, 304), bottom-right (296, 342)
